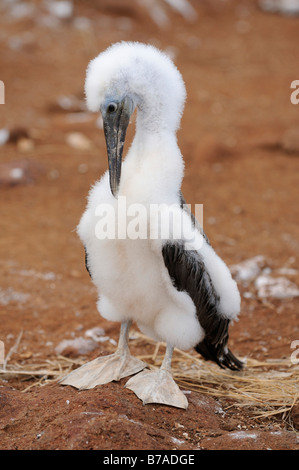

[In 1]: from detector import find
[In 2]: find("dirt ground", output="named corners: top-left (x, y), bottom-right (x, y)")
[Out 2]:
top-left (0, 0), bottom-right (299, 451)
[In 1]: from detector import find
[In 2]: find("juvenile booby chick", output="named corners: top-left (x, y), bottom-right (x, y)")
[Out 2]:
top-left (60, 42), bottom-right (243, 409)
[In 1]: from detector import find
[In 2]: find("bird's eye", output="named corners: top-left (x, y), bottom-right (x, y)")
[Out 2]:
top-left (107, 102), bottom-right (118, 113)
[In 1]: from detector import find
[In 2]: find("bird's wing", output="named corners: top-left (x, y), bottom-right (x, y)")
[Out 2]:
top-left (162, 197), bottom-right (243, 371)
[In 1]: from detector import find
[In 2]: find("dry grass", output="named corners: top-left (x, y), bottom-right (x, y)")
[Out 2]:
top-left (134, 332), bottom-right (299, 423)
top-left (1, 330), bottom-right (298, 424)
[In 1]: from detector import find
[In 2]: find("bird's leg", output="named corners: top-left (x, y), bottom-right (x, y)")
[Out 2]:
top-left (116, 319), bottom-right (131, 356)
top-left (59, 320), bottom-right (146, 390)
top-left (125, 343), bottom-right (188, 409)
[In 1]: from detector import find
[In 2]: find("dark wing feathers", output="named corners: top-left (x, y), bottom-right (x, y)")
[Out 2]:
top-left (162, 241), bottom-right (243, 371)
top-left (84, 246), bottom-right (92, 278)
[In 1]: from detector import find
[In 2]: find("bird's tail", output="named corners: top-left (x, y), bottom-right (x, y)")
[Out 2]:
top-left (219, 348), bottom-right (244, 371)
top-left (195, 339), bottom-right (243, 371)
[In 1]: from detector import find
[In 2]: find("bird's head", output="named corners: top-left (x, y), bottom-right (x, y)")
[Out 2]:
top-left (84, 41), bottom-right (186, 197)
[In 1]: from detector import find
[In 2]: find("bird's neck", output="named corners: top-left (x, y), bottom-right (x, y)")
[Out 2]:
top-left (121, 123), bottom-right (184, 203)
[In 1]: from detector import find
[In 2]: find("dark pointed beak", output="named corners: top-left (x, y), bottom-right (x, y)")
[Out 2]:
top-left (102, 96), bottom-right (134, 198)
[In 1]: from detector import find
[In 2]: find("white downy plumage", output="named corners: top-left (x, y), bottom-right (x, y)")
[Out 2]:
top-left (61, 42), bottom-right (241, 409)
